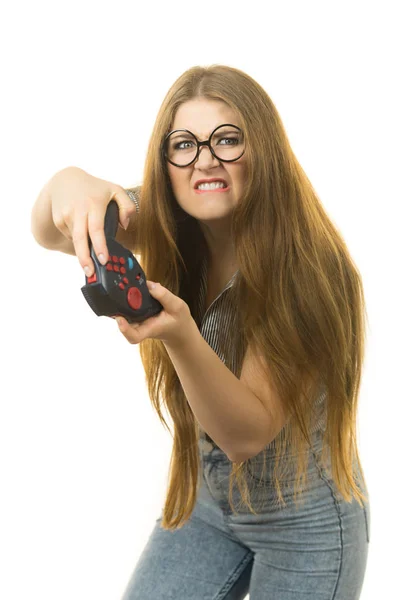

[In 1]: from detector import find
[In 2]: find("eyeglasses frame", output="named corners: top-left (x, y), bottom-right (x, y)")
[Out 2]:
top-left (162, 123), bottom-right (245, 168)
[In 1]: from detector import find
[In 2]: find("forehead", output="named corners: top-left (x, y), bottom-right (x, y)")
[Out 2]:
top-left (172, 98), bottom-right (241, 137)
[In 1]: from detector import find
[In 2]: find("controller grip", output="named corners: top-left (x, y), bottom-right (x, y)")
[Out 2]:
top-left (81, 200), bottom-right (163, 323)
top-left (104, 200), bottom-right (119, 238)
top-left (81, 283), bottom-right (116, 317)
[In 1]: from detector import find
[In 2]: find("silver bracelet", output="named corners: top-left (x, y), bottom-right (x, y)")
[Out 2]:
top-left (125, 189), bottom-right (140, 214)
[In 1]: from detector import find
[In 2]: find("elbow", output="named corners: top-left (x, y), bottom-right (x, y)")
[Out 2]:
top-left (227, 439), bottom-right (264, 464)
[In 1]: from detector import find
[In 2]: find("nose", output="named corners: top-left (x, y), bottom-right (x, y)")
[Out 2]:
top-left (194, 144), bottom-right (220, 168)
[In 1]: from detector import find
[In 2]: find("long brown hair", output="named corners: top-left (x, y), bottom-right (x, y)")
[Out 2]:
top-left (127, 64), bottom-right (369, 531)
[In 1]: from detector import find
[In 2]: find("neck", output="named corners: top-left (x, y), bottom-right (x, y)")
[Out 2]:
top-left (199, 221), bottom-right (235, 268)
top-left (207, 247), bottom-right (238, 276)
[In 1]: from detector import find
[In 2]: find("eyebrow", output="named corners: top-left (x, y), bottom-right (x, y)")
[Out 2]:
top-left (169, 125), bottom-right (240, 139)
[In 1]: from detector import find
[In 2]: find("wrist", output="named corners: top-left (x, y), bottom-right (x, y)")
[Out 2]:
top-left (163, 316), bottom-right (198, 352)
top-left (125, 189), bottom-right (140, 214)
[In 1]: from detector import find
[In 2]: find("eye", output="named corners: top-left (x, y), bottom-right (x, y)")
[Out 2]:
top-left (218, 136), bottom-right (239, 146)
top-left (173, 140), bottom-right (195, 150)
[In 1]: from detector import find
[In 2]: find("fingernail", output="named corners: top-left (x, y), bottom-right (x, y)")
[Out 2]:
top-left (98, 253), bottom-right (107, 265)
top-left (84, 266), bottom-right (91, 276)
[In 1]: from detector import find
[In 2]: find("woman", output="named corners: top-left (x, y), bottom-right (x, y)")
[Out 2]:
top-left (31, 64), bottom-right (370, 599)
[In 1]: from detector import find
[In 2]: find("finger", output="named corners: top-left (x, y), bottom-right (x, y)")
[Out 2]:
top-left (87, 207), bottom-right (110, 266)
top-left (72, 212), bottom-right (97, 277)
top-left (147, 281), bottom-right (179, 312)
top-left (116, 317), bottom-right (140, 344)
top-left (114, 187), bottom-right (138, 230)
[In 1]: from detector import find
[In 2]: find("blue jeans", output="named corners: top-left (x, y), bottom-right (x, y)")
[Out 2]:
top-left (121, 429), bottom-right (370, 599)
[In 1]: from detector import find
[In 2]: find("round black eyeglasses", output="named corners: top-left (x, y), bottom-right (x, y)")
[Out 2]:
top-left (163, 123), bottom-right (245, 168)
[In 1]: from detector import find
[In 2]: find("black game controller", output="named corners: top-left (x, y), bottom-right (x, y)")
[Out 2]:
top-left (81, 200), bottom-right (163, 323)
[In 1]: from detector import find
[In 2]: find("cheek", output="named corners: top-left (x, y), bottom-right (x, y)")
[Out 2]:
top-left (170, 174), bottom-right (190, 198)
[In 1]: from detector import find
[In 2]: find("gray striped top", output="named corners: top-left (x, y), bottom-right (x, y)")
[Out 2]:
top-left (196, 255), bottom-right (328, 451)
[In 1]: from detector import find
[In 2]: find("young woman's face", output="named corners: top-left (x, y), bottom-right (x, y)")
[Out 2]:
top-left (165, 98), bottom-right (247, 226)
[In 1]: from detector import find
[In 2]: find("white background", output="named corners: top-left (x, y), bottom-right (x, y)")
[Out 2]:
top-left (1, 1), bottom-right (398, 598)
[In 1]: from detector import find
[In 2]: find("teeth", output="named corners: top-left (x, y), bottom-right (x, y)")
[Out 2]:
top-left (197, 181), bottom-right (226, 190)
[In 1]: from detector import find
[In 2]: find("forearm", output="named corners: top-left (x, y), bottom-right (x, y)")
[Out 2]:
top-left (164, 320), bottom-right (271, 462)
top-left (31, 166), bottom-right (84, 247)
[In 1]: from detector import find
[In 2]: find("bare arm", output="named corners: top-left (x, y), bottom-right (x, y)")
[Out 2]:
top-left (31, 180), bottom-right (139, 253)
top-left (31, 168), bottom-right (72, 249)
top-left (163, 319), bottom-right (273, 463)
top-left (31, 167), bottom-right (140, 274)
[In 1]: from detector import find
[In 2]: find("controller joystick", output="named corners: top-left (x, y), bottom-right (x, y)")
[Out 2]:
top-left (81, 200), bottom-right (163, 323)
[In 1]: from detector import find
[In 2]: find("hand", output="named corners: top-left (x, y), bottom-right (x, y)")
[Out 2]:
top-left (113, 281), bottom-right (194, 347)
top-left (49, 167), bottom-right (136, 277)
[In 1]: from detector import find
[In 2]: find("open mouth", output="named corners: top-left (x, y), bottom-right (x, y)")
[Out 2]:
top-left (195, 181), bottom-right (229, 192)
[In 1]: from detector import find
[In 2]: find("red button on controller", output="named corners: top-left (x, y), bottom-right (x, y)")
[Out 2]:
top-left (127, 286), bottom-right (143, 310)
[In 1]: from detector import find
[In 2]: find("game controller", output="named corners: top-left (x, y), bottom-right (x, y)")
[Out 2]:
top-left (81, 200), bottom-right (163, 323)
